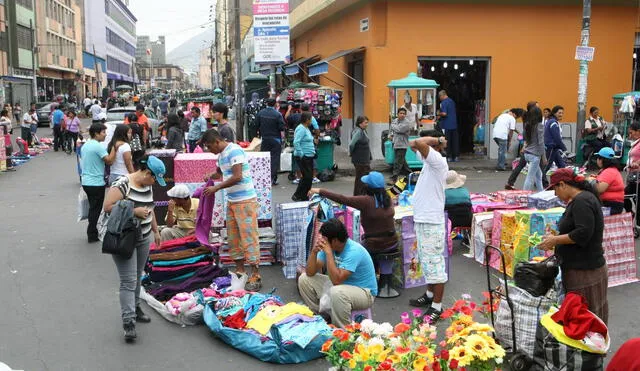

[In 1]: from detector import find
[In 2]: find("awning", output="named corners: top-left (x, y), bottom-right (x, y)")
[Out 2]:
top-left (283, 55), bottom-right (320, 76)
top-left (308, 47), bottom-right (365, 77)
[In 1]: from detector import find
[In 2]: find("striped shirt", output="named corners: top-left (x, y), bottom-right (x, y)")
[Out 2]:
top-left (112, 175), bottom-right (155, 237)
top-left (218, 143), bottom-right (256, 203)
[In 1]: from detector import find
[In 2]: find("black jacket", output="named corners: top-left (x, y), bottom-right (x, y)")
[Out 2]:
top-left (349, 127), bottom-right (371, 165)
top-left (256, 107), bottom-right (286, 138)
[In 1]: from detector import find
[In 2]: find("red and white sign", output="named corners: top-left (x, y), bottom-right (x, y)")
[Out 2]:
top-left (253, 0), bottom-right (289, 15)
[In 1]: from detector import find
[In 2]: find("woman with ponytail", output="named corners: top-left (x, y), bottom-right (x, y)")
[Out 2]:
top-left (539, 167), bottom-right (608, 324)
top-left (308, 171), bottom-right (397, 254)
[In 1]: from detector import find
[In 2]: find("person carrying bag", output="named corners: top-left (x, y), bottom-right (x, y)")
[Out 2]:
top-left (102, 199), bottom-right (141, 258)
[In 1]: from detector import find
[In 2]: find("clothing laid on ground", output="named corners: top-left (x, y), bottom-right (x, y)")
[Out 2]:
top-left (412, 148), bottom-right (448, 224)
top-left (81, 139), bottom-right (108, 186)
top-left (319, 189), bottom-right (397, 252)
top-left (317, 239), bottom-right (378, 296)
top-left (110, 143), bottom-right (132, 178)
top-left (218, 143), bottom-right (257, 202)
top-left (112, 176), bottom-right (155, 238)
top-left (246, 303), bottom-right (314, 335)
top-left (596, 167), bottom-right (624, 203)
top-left (146, 265), bottom-right (229, 302)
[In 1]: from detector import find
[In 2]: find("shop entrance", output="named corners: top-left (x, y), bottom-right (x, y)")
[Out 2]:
top-left (350, 60), bottom-right (365, 124)
top-left (418, 57), bottom-right (490, 154)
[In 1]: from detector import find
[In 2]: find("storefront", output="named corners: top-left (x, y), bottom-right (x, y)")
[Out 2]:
top-left (2, 75), bottom-right (33, 107)
top-left (37, 68), bottom-right (79, 103)
top-left (289, 0), bottom-right (638, 159)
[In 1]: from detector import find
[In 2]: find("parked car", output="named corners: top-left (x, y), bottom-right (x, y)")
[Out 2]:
top-left (106, 106), bottom-right (162, 137)
top-left (35, 102), bottom-right (54, 126)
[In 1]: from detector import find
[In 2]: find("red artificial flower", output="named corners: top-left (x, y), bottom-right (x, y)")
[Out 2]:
top-left (394, 323), bottom-right (411, 334)
top-left (432, 360), bottom-right (442, 371)
top-left (354, 322), bottom-right (362, 331)
top-left (449, 359), bottom-right (459, 369)
top-left (461, 306), bottom-right (473, 315)
top-left (453, 299), bottom-right (466, 311)
top-left (440, 309), bottom-right (455, 319)
top-left (440, 349), bottom-right (449, 360)
top-left (345, 324), bottom-right (354, 332)
top-left (395, 346), bottom-right (411, 355)
top-left (378, 361), bottom-right (392, 371)
top-left (321, 339), bottom-right (333, 352)
top-left (340, 350), bottom-right (353, 360)
top-left (364, 366), bottom-right (373, 371)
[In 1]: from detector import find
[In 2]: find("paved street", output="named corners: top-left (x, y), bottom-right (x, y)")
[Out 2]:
top-left (1, 128), bottom-right (639, 370)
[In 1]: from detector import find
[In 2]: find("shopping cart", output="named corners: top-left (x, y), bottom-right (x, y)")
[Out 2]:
top-left (484, 245), bottom-right (532, 371)
top-left (624, 170), bottom-right (640, 238)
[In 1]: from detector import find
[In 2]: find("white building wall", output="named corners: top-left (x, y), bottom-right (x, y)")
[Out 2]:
top-left (83, 0), bottom-right (107, 58)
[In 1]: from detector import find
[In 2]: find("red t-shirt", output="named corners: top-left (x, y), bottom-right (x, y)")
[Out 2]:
top-left (596, 167), bottom-right (624, 203)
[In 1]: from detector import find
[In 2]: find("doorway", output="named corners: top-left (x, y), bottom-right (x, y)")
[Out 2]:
top-left (418, 57), bottom-right (490, 154)
top-left (350, 60), bottom-right (365, 126)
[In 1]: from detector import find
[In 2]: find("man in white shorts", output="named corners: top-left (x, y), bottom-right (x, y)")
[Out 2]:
top-left (408, 130), bottom-right (449, 323)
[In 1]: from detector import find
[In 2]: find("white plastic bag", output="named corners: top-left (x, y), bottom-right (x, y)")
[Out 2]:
top-left (318, 280), bottom-right (333, 315)
top-left (229, 272), bottom-right (248, 291)
top-left (280, 152), bottom-right (292, 172)
top-left (77, 188), bottom-right (89, 222)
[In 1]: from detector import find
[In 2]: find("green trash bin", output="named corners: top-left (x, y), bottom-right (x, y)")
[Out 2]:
top-left (316, 137), bottom-right (335, 172)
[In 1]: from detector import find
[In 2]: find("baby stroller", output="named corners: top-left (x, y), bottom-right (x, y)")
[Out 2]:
top-left (624, 170), bottom-right (640, 238)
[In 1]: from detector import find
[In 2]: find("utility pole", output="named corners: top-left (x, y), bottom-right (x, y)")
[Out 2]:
top-left (576, 0), bottom-right (591, 141)
top-left (92, 44), bottom-right (100, 96)
top-left (233, 0), bottom-right (244, 140)
top-left (29, 19), bottom-right (37, 103)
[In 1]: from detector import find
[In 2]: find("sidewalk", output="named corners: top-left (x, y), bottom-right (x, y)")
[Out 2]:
top-left (333, 146), bottom-right (497, 176)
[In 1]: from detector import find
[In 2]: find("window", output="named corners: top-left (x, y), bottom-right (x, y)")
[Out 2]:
top-left (105, 0), bottom-right (136, 37)
top-left (156, 68), bottom-right (162, 77)
top-left (107, 56), bottom-right (131, 75)
top-left (16, 25), bottom-right (32, 50)
top-left (105, 28), bottom-right (136, 57)
top-left (166, 68), bottom-right (171, 79)
top-left (16, 0), bottom-right (33, 10)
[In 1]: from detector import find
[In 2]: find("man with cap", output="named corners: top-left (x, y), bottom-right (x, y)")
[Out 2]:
top-left (161, 184), bottom-right (200, 241)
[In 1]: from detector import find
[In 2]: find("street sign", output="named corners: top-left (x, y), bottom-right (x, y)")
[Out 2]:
top-left (253, 0), bottom-right (290, 64)
top-left (150, 77), bottom-right (155, 87)
top-left (575, 46), bottom-right (595, 62)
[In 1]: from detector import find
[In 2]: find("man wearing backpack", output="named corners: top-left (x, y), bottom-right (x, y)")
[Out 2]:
top-left (125, 104), bottom-right (150, 147)
top-left (125, 113), bottom-right (145, 163)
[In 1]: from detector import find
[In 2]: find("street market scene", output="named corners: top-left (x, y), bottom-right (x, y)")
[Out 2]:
top-left (2, 0), bottom-right (640, 370)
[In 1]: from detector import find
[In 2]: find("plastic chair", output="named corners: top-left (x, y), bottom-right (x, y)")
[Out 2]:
top-left (373, 245), bottom-right (401, 298)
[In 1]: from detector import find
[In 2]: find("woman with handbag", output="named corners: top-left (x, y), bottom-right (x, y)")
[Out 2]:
top-left (103, 154), bottom-right (166, 342)
top-left (350, 116), bottom-right (372, 196)
top-left (539, 167), bottom-right (608, 324)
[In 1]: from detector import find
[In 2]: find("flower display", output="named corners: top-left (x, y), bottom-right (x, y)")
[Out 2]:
top-left (321, 294), bottom-right (504, 371)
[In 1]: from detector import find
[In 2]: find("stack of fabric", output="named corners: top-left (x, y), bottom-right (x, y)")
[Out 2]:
top-left (218, 227), bottom-right (277, 266)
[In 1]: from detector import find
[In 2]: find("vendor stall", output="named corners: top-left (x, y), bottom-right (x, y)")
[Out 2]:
top-left (383, 72), bottom-right (439, 169)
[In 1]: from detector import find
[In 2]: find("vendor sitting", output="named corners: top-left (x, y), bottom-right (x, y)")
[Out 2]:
top-left (445, 170), bottom-right (473, 228)
top-left (308, 171), bottom-right (397, 254)
top-left (591, 147), bottom-right (625, 215)
top-left (160, 184), bottom-right (199, 241)
top-left (298, 218), bottom-right (377, 328)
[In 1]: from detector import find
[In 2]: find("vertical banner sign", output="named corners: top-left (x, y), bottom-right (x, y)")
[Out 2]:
top-left (253, 0), bottom-right (290, 64)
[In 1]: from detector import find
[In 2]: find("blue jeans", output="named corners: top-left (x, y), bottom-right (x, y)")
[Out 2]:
top-left (112, 233), bottom-right (152, 323)
top-left (523, 153), bottom-right (543, 191)
top-left (494, 138), bottom-right (507, 170)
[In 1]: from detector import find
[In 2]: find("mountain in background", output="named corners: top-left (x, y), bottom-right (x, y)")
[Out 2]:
top-left (166, 28), bottom-right (216, 73)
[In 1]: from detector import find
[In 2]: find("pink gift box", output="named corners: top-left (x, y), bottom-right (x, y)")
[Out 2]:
top-left (174, 153), bottom-right (218, 183)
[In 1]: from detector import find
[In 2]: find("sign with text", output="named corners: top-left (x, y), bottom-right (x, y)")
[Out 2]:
top-left (254, 0), bottom-right (289, 64)
top-left (575, 46), bottom-right (595, 62)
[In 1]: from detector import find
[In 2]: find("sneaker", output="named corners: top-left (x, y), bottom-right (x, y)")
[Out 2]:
top-left (409, 293), bottom-right (433, 308)
top-left (312, 177), bottom-right (321, 184)
top-left (245, 275), bottom-right (263, 292)
top-left (292, 178), bottom-right (300, 184)
top-left (504, 184), bottom-right (516, 190)
top-left (136, 306), bottom-right (151, 323)
top-left (424, 307), bottom-right (443, 324)
top-left (123, 321), bottom-right (137, 342)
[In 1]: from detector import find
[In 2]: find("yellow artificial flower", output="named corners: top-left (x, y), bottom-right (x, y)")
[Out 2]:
top-left (465, 334), bottom-right (491, 361)
top-left (469, 323), bottom-right (494, 333)
top-left (387, 354), bottom-right (401, 364)
top-left (355, 344), bottom-right (370, 362)
top-left (450, 345), bottom-right (474, 367)
top-left (412, 357), bottom-right (427, 371)
top-left (376, 349), bottom-right (392, 363)
top-left (447, 327), bottom-right (472, 345)
top-left (413, 335), bottom-right (427, 344)
top-left (348, 358), bottom-right (357, 369)
top-left (484, 335), bottom-right (506, 359)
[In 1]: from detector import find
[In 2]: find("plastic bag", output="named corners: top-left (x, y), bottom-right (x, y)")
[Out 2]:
top-left (141, 289), bottom-right (204, 326)
top-left (318, 280), bottom-right (333, 315)
top-left (514, 256), bottom-right (559, 297)
top-left (77, 188), bottom-right (89, 222)
top-left (229, 272), bottom-right (248, 291)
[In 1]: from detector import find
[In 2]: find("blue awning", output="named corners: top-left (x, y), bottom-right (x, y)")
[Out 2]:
top-left (282, 55), bottom-right (320, 76)
top-left (308, 47), bottom-right (365, 76)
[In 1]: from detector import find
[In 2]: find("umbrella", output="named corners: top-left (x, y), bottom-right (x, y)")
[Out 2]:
top-left (115, 85), bottom-right (133, 91)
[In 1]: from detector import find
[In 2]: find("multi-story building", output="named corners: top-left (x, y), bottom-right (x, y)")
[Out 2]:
top-left (83, 0), bottom-right (137, 94)
top-left (34, 0), bottom-right (84, 103)
top-left (138, 64), bottom-right (185, 91)
top-left (198, 47), bottom-right (212, 89)
top-left (136, 35), bottom-right (165, 65)
top-left (3, 0), bottom-right (37, 106)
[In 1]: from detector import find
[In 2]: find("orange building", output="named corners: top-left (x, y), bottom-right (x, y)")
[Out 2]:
top-left (288, 0), bottom-right (639, 159)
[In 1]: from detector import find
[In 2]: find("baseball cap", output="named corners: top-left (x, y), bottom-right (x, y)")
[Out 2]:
top-left (546, 167), bottom-right (582, 190)
top-left (595, 147), bottom-right (615, 159)
top-left (146, 156), bottom-right (166, 186)
top-left (361, 171), bottom-right (385, 189)
top-left (167, 184), bottom-right (190, 199)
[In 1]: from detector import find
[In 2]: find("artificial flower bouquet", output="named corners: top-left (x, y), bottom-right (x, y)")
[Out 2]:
top-left (322, 294), bottom-right (505, 371)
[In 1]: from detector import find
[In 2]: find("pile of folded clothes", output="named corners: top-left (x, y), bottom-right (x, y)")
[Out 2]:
top-left (218, 227), bottom-right (277, 266)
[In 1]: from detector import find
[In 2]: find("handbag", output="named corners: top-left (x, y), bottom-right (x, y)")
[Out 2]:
top-left (102, 216), bottom-right (138, 258)
top-left (514, 255), bottom-right (559, 297)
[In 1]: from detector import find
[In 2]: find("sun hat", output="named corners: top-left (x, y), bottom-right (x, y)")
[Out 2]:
top-left (146, 155), bottom-right (166, 186)
top-left (595, 147), bottom-right (615, 159)
top-left (167, 184), bottom-right (191, 199)
top-left (445, 170), bottom-right (467, 189)
top-left (361, 171), bottom-right (385, 189)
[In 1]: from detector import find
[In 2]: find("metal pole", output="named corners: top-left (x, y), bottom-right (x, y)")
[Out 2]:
top-left (576, 0), bottom-right (591, 141)
top-left (633, 53), bottom-right (638, 92)
top-left (233, 0), bottom-right (243, 140)
top-left (92, 44), bottom-right (100, 96)
top-left (29, 19), bottom-right (37, 103)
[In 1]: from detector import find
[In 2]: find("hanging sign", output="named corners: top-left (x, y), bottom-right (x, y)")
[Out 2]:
top-left (253, 0), bottom-right (290, 64)
top-left (575, 46), bottom-right (595, 62)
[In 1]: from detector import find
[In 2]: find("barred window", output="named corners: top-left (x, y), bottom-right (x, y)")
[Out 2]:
top-left (16, 0), bottom-right (33, 10)
top-left (16, 25), bottom-right (32, 50)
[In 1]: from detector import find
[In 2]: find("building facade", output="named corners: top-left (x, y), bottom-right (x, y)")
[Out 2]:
top-left (198, 47), bottom-right (212, 89)
top-left (3, 0), bottom-right (37, 106)
top-left (289, 0), bottom-right (639, 160)
top-left (138, 64), bottom-right (185, 91)
top-left (136, 35), bottom-right (165, 65)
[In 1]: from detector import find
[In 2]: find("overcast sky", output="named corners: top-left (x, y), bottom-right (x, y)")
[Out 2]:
top-left (128, 0), bottom-right (215, 52)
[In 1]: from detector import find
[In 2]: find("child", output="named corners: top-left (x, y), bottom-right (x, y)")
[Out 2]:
top-left (390, 107), bottom-right (411, 182)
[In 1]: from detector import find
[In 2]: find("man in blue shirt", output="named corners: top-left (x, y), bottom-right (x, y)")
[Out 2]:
top-left (298, 218), bottom-right (377, 327)
top-left (81, 123), bottom-right (119, 242)
top-left (256, 98), bottom-right (286, 185)
top-left (51, 104), bottom-right (66, 151)
top-left (187, 106), bottom-right (208, 152)
top-left (438, 90), bottom-right (459, 162)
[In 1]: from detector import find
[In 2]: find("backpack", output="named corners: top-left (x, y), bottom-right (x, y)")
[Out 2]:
top-left (129, 122), bottom-right (144, 152)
